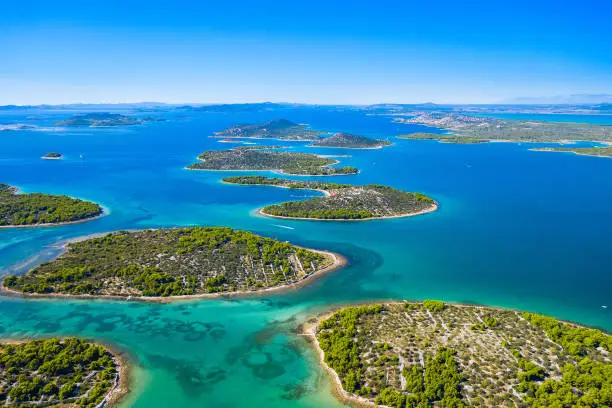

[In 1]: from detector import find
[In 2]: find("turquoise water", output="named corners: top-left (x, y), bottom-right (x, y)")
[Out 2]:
top-left (1, 107), bottom-right (611, 407)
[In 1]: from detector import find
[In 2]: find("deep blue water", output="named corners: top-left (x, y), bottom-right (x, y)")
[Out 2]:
top-left (0, 107), bottom-right (610, 407)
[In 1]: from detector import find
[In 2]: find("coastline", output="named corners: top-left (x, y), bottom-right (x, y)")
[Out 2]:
top-left (529, 148), bottom-right (612, 159)
top-left (210, 135), bottom-right (320, 142)
top-left (220, 180), bottom-right (332, 197)
top-left (300, 299), bottom-right (610, 408)
top-left (185, 157), bottom-right (359, 177)
top-left (307, 144), bottom-right (390, 150)
top-left (0, 209), bottom-right (107, 229)
top-left (301, 314), bottom-right (380, 408)
top-left (98, 343), bottom-right (132, 408)
top-left (0, 337), bottom-right (131, 408)
top-left (256, 202), bottom-right (438, 222)
top-left (0, 250), bottom-right (347, 303)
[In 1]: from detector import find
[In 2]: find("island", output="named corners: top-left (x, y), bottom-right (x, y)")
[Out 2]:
top-left (2, 227), bottom-right (343, 298)
top-left (0, 124), bottom-right (36, 132)
top-left (307, 301), bottom-right (611, 408)
top-left (41, 152), bottom-right (63, 160)
top-left (0, 337), bottom-right (126, 407)
top-left (211, 119), bottom-right (324, 141)
top-left (0, 184), bottom-right (103, 227)
top-left (187, 148), bottom-right (358, 176)
top-left (55, 112), bottom-right (164, 127)
top-left (223, 176), bottom-right (437, 220)
top-left (394, 112), bottom-right (612, 142)
top-left (310, 132), bottom-right (392, 149)
top-left (530, 146), bottom-right (612, 158)
top-left (397, 133), bottom-right (487, 144)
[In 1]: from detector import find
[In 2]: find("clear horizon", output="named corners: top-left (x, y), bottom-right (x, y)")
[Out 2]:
top-left (3, 0), bottom-right (611, 105)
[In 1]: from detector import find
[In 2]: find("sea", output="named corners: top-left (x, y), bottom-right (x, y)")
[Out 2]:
top-left (0, 106), bottom-right (610, 407)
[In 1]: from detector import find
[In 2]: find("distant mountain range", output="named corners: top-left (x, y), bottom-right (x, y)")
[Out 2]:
top-left (501, 94), bottom-right (612, 105)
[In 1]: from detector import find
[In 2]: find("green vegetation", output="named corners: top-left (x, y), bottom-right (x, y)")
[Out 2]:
top-left (231, 145), bottom-right (288, 150)
top-left (422, 300), bottom-right (445, 312)
top-left (522, 312), bottom-right (612, 357)
top-left (0, 183), bottom-right (102, 226)
top-left (396, 112), bottom-right (612, 142)
top-left (56, 112), bottom-right (163, 127)
top-left (223, 176), bottom-right (353, 191)
top-left (41, 152), bottom-right (62, 159)
top-left (212, 119), bottom-right (324, 141)
top-left (0, 337), bottom-right (119, 407)
top-left (311, 132), bottom-right (392, 148)
top-left (398, 133), bottom-right (487, 144)
top-left (531, 146), bottom-right (612, 158)
top-left (223, 176), bottom-right (436, 220)
top-left (4, 227), bottom-right (335, 297)
top-left (187, 148), bottom-right (358, 175)
top-left (314, 302), bottom-right (612, 407)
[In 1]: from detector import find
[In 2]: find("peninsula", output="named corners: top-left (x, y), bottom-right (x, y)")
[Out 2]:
top-left (223, 176), bottom-right (437, 220)
top-left (187, 148), bottom-right (358, 176)
top-left (0, 337), bottom-right (125, 407)
top-left (309, 301), bottom-right (611, 408)
top-left (531, 146), bottom-right (612, 158)
top-left (55, 112), bottom-right (164, 127)
top-left (398, 133), bottom-right (487, 144)
top-left (394, 112), bottom-right (612, 142)
top-left (3, 227), bottom-right (342, 298)
top-left (41, 152), bottom-right (63, 160)
top-left (211, 119), bottom-right (324, 141)
top-left (311, 132), bottom-right (391, 149)
top-left (0, 184), bottom-right (102, 227)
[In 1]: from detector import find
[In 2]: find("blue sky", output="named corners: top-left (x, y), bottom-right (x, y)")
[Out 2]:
top-left (2, 0), bottom-right (611, 105)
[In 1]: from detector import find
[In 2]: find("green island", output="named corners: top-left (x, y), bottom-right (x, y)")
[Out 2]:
top-left (531, 146), bottom-right (612, 158)
top-left (212, 119), bottom-right (324, 141)
top-left (311, 132), bottom-right (392, 149)
top-left (398, 133), bottom-right (487, 144)
top-left (187, 148), bottom-right (358, 175)
top-left (232, 145), bottom-right (289, 150)
top-left (223, 176), bottom-right (437, 220)
top-left (41, 152), bottom-right (63, 160)
top-left (55, 112), bottom-right (164, 127)
top-left (395, 112), bottom-right (612, 142)
top-left (0, 184), bottom-right (102, 227)
top-left (3, 227), bottom-right (340, 298)
top-left (0, 337), bottom-right (124, 407)
top-left (309, 301), bottom-right (611, 408)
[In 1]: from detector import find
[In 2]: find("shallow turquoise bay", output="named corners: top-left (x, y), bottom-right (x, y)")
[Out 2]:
top-left (0, 107), bottom-right (610, 407)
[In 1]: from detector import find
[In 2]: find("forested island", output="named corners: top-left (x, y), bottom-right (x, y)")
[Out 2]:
top-left (0, 184), bottom-right (102, 227)
top-left (212, 119), bottom-right (324, 141)
top-left (311, 132), bottom-right (392, 149)
top-left (223, 176), bottom-right (437, 220)
top-left (309, 301), bottom-right (611, 408)
top-left (531, 146), bottom-right (612, 158)
top-left (41, 152), bottom-right (63, 159)
top-left (3, 227), bottom-right (340, 298)
top-left (0, 337), bottom-right (124, 407)
top-left (395, 112), bottom-right (612, 142)
top-left (187, 148), bottom-right (358, 175)
top-left (55, 113), bottom-right (164, 127)
top-left (398, 133), bottom-right (487, 144)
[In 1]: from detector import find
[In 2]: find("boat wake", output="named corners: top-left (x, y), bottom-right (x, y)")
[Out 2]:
top-left (273, 224), bottom-right (295, 230)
